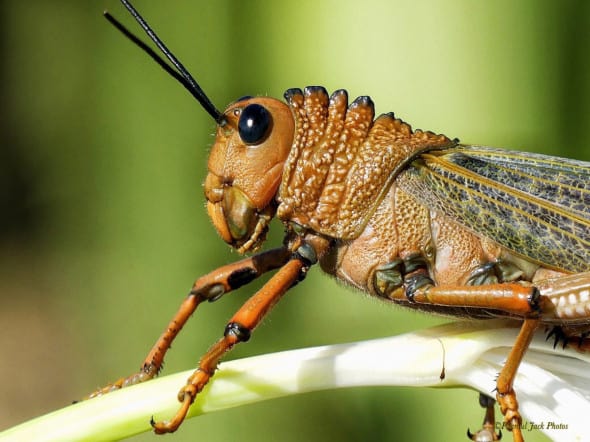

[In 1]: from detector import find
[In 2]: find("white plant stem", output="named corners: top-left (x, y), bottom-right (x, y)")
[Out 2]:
top-left (1, 320), bottom-right (589, 441)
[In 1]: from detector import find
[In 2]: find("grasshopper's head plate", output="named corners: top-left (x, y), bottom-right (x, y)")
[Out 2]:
top-left (205, 96), bottom-right (294, 253)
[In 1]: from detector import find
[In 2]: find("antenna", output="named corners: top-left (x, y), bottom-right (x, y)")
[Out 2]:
top-left (105, 0), bottom-right (224, 124)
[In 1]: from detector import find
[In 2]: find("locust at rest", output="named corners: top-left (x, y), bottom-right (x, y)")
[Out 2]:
top-left (90, 1), bottom-right (590, 441)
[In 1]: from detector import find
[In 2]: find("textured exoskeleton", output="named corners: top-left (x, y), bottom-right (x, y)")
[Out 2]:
top-left (93, 2), bottom-right (590, 441)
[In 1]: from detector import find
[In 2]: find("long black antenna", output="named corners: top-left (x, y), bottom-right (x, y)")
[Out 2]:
top-left (105, 0), bottom-right (224, 124)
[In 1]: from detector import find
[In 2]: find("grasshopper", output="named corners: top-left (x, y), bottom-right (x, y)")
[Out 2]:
top-left (91, 1), bottom-right (590, 440)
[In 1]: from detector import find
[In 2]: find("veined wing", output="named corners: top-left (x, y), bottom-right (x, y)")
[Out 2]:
top-left (398, 145), bottom-right (590, 272)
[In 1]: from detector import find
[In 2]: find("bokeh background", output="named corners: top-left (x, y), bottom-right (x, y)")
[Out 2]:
top-left (1, 1), bottom-right (589, 441)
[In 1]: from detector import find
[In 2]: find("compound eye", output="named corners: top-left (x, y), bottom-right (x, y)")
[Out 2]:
top-left (238, 103), bottom-right (271, 145)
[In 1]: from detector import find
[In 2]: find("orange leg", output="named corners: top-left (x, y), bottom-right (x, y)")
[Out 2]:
top-left (390, 277), bottom-right (541, 440)
top-left (408, 281), bottom-right (539, 316)
top-left (495, 318), bottom-right (539, 442)
top-left (85, 247), bottom-right (291, 399)
top-left (151, 256), bottom-right (306, 433)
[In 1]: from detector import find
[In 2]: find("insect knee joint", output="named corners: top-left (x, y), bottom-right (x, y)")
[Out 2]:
top-left (529, 286), bottom-right (542, 314)
top-left (404, 273), bottom-right (434, 303)
top-left (292, 242), bottom-right (318, 267)
top-left (224, 322), bottom-right (251, 342)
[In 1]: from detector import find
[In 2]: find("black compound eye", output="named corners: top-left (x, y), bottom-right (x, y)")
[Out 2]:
top-left (238, 103), bottom-right (271, 145)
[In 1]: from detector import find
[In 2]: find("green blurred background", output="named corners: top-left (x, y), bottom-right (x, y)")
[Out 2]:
top-left (1, 1), bottom-right (589, 441)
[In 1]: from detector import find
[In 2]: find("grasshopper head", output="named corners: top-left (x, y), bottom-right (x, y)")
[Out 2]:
top-left (205, 97), bottom-right (294, 253)
top-left (104, 5), bottom-right (294, 253)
